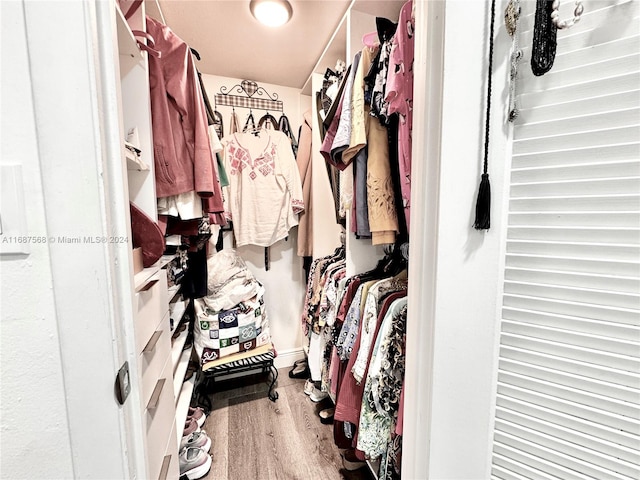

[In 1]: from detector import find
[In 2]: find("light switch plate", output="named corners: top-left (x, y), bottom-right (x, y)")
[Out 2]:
top-left (0, 164), bottom-right (29, 255)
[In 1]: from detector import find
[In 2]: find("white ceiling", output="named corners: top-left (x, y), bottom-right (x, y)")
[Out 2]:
top-left (147, 0), bottom-right (404, 89)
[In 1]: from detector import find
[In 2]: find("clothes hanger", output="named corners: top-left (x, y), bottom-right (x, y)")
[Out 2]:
top-left (190, 47), bottom-right (201, 61)
top-left (362, 31), bottom-right (379, 48)
top-left (243, 109), bottom-right (257, 133)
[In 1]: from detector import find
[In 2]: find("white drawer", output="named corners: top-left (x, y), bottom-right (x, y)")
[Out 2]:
top-left (135, 269), bottom-right (168, 353)
top-left (144, 357), bottom-right (176, 480)
top-left (139, 310), bottom-right (172, 408)
top-left (156, 422), bottom-right (180, 480)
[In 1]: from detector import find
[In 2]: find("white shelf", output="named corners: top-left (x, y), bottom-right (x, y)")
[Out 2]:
top-left (125, 147), bottom-right (150, 171)
top-left (175, 376), bottom-right (196, 443)
top-left (169, 299), bottom-right (187, 328)
top-left (171, 327), bottom-right (189, 372)
top-left (167, 284), bottom-right (181, 302)
top-left (173, 347), bottom-right (192, 402)
top-left (115, 3), bottom-right (142, 76)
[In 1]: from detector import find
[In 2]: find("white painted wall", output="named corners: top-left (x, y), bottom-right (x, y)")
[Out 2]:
top-left (403, 0), bottom-right (509, 478)
top-left (200, 74), bottom-right (312, 367)
top-left (0, 2), bottom-right (74, 478)
top-left (2, 2), bottom-right (147, 478)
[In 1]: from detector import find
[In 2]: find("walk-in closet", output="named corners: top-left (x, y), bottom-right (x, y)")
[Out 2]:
top-left (1, 1), bottom-right (638, 480)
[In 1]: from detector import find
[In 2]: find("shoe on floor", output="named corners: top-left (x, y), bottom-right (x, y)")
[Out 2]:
top-left (309, 386), bottom-right (328, 403)
top-left (183, 417), bottom-right (200, 437)
top-left (303, 379), bottom-right (314, 396)
top-left (179, 447), bottom-right (212, 480)
top-left (319, 407), bottom-right (334, 424)
top-left (288, 359), bottom-right (309, 379)
top-left (180, 430), bottom-right (211, 454)
top-left (341, 448), bottom-right (366, 471)
top-left (187, 406), bottom-right (206, 428)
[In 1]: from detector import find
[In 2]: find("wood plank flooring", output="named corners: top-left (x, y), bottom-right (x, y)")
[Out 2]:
top-left (198, 368), bottom-right (373, 480)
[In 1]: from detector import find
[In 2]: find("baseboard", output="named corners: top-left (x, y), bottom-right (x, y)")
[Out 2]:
top-left (273, 347), bottom-right (306, 370)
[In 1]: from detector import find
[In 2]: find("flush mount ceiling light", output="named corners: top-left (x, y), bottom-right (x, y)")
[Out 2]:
top-left (250, 0), bottom-right (293, 27)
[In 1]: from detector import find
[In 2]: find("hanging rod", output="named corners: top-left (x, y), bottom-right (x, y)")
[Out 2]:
top-left (214, 80), bottom-right (283, 112)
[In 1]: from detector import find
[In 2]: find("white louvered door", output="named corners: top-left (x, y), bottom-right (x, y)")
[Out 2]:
top-left (491, 1), bottom-right (640, 479)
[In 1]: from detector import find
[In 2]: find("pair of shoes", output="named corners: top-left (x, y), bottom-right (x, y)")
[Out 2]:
top-left (288, 359), bottom-right (309, 379)
top-left (341, 449), bottom-right (366, 471)
top-left (179, 446), bottom-right (212, 480)
top-left (180, 423), bottom-right (212, 480)
top-left (310, 386), bottom-right (328, 403)
top-left (180, 430), bottom-right (212, 454)
top-left (187, 406), bottom-right (206, 428)
top-left (319, 407), bottom-right (334, 424)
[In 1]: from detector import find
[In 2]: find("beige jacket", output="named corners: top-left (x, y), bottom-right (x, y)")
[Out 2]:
top-left (296, 110), bottom-right (314, 256)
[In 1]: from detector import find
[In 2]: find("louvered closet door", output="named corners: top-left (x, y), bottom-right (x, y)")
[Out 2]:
top-left (491, 1), bottom-right (640, 479)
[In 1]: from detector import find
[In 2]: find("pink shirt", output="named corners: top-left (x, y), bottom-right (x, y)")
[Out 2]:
top-left (385, 1), bottom-right (414, 232)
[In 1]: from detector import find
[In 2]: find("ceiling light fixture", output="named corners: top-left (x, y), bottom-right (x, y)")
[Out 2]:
top-left (250, 0), bottom-right (293, 27)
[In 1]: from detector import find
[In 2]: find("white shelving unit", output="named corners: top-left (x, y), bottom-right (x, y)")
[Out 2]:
top-left (113, 1), bottom-right (182, 478)
top-left (175, 377), bottom-right (196, 443)
top-left (167, 275), bottom-right (195, 445)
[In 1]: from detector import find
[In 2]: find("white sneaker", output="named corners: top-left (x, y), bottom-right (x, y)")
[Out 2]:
top-left (303, 379), bottom-right (314, 396)
top-left (179, 447), bottom-right (212, 480)
top-left (187, 406), bottom-right (207, 428)
top-left (310, 386), bottom-right (328, 403)
top-left (180, 430), bottom-right (211, 454)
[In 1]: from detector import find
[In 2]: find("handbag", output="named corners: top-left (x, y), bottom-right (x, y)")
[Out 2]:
top-left (278, 114), bottom-right (299, 156)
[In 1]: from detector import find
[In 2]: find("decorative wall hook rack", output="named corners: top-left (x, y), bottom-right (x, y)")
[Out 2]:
top-left (214, 80), bottom-right (283, 112)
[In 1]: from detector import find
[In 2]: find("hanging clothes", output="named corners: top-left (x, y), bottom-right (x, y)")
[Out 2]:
top-left (356, 297), bottom-right (407, 458)
top-left (385, 0), bottom-right (415, 233)
top-left (295, 110), bottom-right (314, 257)
top-left (145, 16), bottom-right (223, 212)
top-left (221, 129), bottom-right (304, 247)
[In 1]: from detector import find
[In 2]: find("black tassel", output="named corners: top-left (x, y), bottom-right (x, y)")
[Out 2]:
top-left (474, 173), bottom-right (491, 230)
top-left (473, 0), bottom-right (496, 231)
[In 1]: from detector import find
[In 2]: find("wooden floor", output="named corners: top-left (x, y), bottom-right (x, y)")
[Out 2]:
top-left (198, 368), bottom-right (373, 480)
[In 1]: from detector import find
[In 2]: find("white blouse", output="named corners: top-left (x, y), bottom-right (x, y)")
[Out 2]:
top-left (222, 129), bottom-right (304, 247)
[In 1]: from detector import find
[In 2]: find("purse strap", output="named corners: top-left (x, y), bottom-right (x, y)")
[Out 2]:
top-left (132, 30), bottom-right (161, 58)
top-left (258, 113), bottom-right (279, 130)
top-left (124, 0), bottom-right (143, 19)
top-left (278, 114), bottom-right (298, 153)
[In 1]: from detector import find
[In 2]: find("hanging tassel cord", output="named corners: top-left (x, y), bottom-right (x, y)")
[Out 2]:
top-left (474, 0), bottom-right (497, 231)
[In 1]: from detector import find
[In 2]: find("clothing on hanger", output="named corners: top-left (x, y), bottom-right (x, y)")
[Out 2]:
top-left (220, 129), bottom-right (304, 248)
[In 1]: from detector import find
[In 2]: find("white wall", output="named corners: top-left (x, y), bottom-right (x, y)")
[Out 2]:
top-left (200, 74), bottom-right (312, 367)
top-left (403, 0), bottom-right (509, 478)
top-left (0, 2), bottom-right (74, 478)
top-left (2, 2), bottom-right (147, 478)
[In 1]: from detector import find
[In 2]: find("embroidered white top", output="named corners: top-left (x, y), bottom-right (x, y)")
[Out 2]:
top-left (222, 129), bottom-right (304, 247)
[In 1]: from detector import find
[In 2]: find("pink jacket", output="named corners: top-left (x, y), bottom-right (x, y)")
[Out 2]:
top-left (146, 16), bottom-right (222, 210)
